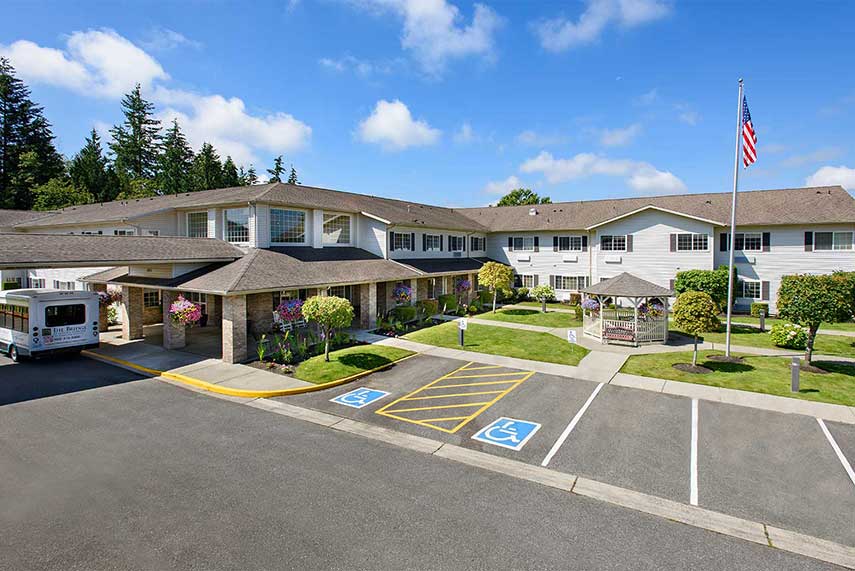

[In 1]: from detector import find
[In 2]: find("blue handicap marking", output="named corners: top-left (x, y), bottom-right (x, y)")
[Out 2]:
top-left (330, 387), bottom-right (390, 409)
top-left (472, 417), bottom-right (542, 451)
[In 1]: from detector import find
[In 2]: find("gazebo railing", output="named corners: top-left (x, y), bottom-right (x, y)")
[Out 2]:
top-left (636, 318), bottom-right (667, 343)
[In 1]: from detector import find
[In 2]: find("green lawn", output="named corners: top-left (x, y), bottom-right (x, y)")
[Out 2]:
top-left (729, 315), bottom-right (855, 333)
top-left (404, 321), bottom-right (589, 366)
top-left (515, 301), bottom-right (579, 311)
top-left (622, 350), bottom-right (855, 407)
top-left (477, 308), bottom-right (582, 328)
top-left (294, 345), bottom-right (415, 384)
top-left (671, 324), bottom-right (855, 357)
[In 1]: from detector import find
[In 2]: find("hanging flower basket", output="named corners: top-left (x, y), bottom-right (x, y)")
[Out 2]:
top-left (581, 297), bottom-right (600, 316)
top-left (392, 284), bottom-right (412, 305)
top-left (97, 291), bottom-right (112, 307)
top-left (169, 295), bottom-right (202, 326)
top-left (454, 279), bottom-right (471, 294)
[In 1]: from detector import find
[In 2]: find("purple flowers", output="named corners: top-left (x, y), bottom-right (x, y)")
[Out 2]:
top-left (169, 295), bottom-right (202, 326)
top-left (454, 279), bottom-right (471, 294)
top-left (581, 298), bottom-right (600, 312)
top-left (392, 284), bottom-right (412, 305)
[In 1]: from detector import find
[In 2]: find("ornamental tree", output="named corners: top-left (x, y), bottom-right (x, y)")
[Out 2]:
top-left (673, 291), bottom-right (720, 366)
top-left (302, 295), bottom-right (355, 361)
top-left (674, 266), bottom-right (734, 309)
top-left (530, 284), bottom-right (555, 313)
top-left (777, 274), bottom-right (852, 363)
top-left (477, 262), bottom-right (513, 313)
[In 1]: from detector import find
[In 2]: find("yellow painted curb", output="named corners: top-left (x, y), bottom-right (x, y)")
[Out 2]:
top-left (81, 349), bottom-right (418, 399)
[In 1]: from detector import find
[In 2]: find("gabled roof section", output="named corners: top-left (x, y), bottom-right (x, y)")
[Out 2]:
top-left (0, 208), bottom-right (55, 230)
top-left (584, 205), bottom-right (725, 230)
top-left (457, 186), bottom-right (855, 231)
top-left (582, 272), bottom-right (674, 297)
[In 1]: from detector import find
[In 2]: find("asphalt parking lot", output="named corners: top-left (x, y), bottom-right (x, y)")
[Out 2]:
top-left (282, 353), bottom-right (855, 547)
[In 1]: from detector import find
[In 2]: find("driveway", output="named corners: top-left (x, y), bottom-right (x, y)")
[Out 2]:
top-left (283, 353), bottom-right (855, 547)
top-left (0, 355), bottom-right (830, 570)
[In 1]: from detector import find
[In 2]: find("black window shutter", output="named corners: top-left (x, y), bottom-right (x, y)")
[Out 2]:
top-left (508, 237), bottom-right (513, 251)
top-left (720, 233), bottom-right (728, 252)
top-left (422, 234), bottom-right (426, 251)
top-left (411, 232), bottom-right (416, 251)
top-left (735, 234), bottom-right (744, 251)
top-left (804, 231), bottom-right (813, 252)
top-left (463, 236), bottom-right (467, 251)
top-left (553, 236), bottom-right (559, 252)
top-left (669, 234), bottom-right (677, 252)
top-left (389, 231), bottom-right (395, 252)
top-left (440, 235), bottom-right (444, 251)
top-left (534, 236), bottom-right (539, 252)
top-left (761, 281), bottom-right (770, 301)
top-left (626, 235), bottom-right (633, 252)
top-left (669, 279), bottom-right (676, 290)
top-left (534, 275), bottom-right (539, 286)
top-left (762, 232), bottom-right (770, 252)
top-left (582, 235), bottom-right (588, 252)
top-left (549, 275), bottom-right (555, 287)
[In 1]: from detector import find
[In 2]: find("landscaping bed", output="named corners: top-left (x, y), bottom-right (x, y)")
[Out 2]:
top-left (477, 308), bottom-right (582, 328)
top-left (670, 324), bottom-right (855, 357)
top-left (621, 350), bottom-right (855, 407)
top-left (404, 321), bottom-right (589, 366)
top-left (515, 300), bottom-right (579, 311)
top-left (294, 345), bottom-right (415, 385)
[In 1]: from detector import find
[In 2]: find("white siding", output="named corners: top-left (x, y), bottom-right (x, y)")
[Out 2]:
top-left (388, 227), bottom-right (480, 260)
top-left (133, 211), bottom-right (179, 236)
top-left (357, 215), bottom-right (385, 257)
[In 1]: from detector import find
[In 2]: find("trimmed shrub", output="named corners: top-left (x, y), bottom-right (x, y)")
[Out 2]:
top-left (516, 287), bottom-right (529, 301)
top-left (416, 299), bottom-right (438, 317)
top-left (675, 266), bottom-right (734, 308)
top-left (438, 293), bottom-right (458, 313)
top-left (391, 305), bottom-right (417, 323)
top-left (770, 322), bottom-right (809, 350)
top-left (673, 291), bottom-right (720, 366)
top-left (750, 302), bottom-right (769, 317)
top-left (574, 305), bottom-right (583, 320)
top-left (778, 273), bottom-right (852, 362)
top-left (479, 290), bottom-right (491, 305)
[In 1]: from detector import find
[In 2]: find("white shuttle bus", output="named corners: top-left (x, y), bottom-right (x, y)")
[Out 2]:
top-left (0, 289), bottom-right (100, 362)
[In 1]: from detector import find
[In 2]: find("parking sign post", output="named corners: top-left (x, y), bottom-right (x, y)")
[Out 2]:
top-left (458, 318), bottom-right (467, 347)
top-left (791, 356), bottom-right (800, 393)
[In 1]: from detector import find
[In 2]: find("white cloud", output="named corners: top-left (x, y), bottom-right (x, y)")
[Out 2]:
top-left (599, 123), bottom-right (641, 146)
top-left (635, 88), bottom-right (658, 105)
top-left (352, 0), bottom-right (502, 74)
top-left (678, 110), bottom-right (699, 126)
top-left (155, 88), bottom-right (312, 166)
top-left (533, 0), bottom-right (670, 52)
top-left (483, 175), bottom-right (522, 195)
top-left (520, 151), bottom-right (686, 194)
top-left (453, 122), bottom-right (475, 143)
top-left (357, 99), bottom-right (441, 151)
top-left (782, 147), bottom-right (844, 168)
top-left (0, 29), bottom-right (168, 98)
top-left (515, 129), bottom-right (567, 147)
top-left (139, 28), bottom-right (201, 52)
top-left (805, 166), bottom-right (855, 190)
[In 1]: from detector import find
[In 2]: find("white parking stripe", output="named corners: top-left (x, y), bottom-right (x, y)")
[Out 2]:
top-left (817, 418), bottom-right (855, 488)
top-left (541, 382), bottom-right (604, 467)
top-left (690, 399), bottom-right (699, 506)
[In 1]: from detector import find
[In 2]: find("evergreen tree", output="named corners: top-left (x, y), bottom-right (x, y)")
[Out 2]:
top-left (0, 57), bottom-right (65, 209)
top-left (191, 142), bottom-right (223, 191)
top-left (31, 178), bottom-right (94, 211)
top-left (222, 156), bottom-right (240, 187)
top-left (267, 155), bottom-right (285, 182)
top-left (157, 119), bottom-right (194, 195)
top-left (109, 84), bottom-right (161, 184)
top-left (69, 128), bottom-right (117, 202)
top-left (245, 165), bottom-right (258, 185)
top-left (287, 164), bottom-right (299, 185)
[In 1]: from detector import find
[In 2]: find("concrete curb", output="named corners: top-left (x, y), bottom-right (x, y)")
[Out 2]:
top-left (81, 349), bottom-right (418, 399)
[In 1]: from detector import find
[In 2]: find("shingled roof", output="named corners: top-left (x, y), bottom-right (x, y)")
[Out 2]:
top-left (582, 272), bottom-right (674, 298)
top-left (457, 186), bottom-right (855, 231)
top-left (0, 209), bottom-right (54, 231)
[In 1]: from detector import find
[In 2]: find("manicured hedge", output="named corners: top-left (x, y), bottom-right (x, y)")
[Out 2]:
top-left (391, 305), bottom-right (418, 323)
top-left (416, 299), bottom-right (439, 316)
top-left (438, 294), bottom-right (458, 312)
top-left (750, 302), bottom-right (769, 317)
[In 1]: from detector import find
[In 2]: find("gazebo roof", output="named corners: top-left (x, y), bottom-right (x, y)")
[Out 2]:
top-left (582, 272), bottom-right (674, 298)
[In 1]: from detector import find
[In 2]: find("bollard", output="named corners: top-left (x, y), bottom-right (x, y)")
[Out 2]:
top-left (759, 309), bottom-right (765, 332)
top-left (791, 356), bottom-right (800, 393)
top-left (459, 327), bottom-right (464, 347)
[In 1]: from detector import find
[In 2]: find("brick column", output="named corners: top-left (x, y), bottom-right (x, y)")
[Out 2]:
top-left (416, 278), bottom-right (428, 301)
top-left (94, 283), bottom-right (108, 332)
top-left (208, 295), bottom-right (223, 327)
top-left (222, 295), bottom-right (247, 364)
top-left (359, 282), bottom-right (377, 329)
top-left (120, 286), bottom-right (143, 340)
top-left (161, 290), bottom-right (186, 350)
top-left (467, 272), bottom-right (477, 304)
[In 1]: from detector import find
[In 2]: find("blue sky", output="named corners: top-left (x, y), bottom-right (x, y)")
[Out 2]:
top-left (2, 0), bottom-right (854, 207)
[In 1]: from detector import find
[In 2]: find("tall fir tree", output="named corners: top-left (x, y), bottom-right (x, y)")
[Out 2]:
top-left (157, 119), bottom-right (194, 195)
top-left (109, 84), bottom-right (161, 185)
top-left (0, 57), bottom-right (65, 209)
top-left (222, 156), bottom-right (240, 187)
top-left (69, 128), bottom-right (117, 202)
top-left (287, 164), bottom-right (299, 185)
top-left (191, 142), bottom-right (224, 191)
top-left (245, 165), bottom-right (258, 185)
top-left (267, 155), bottom-right (285, 183)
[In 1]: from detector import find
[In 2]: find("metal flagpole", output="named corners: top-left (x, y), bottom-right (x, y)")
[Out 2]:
top-left (724, 78), bottom-right (744, 357)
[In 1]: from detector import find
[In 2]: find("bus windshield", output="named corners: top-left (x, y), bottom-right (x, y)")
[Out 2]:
top-left (45, 304), bottom-right (86, 327)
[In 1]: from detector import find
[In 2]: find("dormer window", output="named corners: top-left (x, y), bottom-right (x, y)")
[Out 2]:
top-left (323, 212), bottom-right (351, 244)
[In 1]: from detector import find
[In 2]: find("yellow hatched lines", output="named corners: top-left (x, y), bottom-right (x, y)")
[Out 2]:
top-left (375, 361), bottom-right (535, 434)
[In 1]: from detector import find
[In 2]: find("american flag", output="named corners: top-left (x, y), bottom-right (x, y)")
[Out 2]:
top-left (742, 95), bottom-right (757, 167)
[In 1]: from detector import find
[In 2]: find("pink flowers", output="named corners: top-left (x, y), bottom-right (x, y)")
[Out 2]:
top-left (169, 295), bottom-right (202, 326)
top-left (273, 299), bottom-right (304, 331)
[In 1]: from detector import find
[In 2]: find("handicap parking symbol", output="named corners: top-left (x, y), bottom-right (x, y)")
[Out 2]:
top-left (330, 387), bottom-right (390, 409)
top-left (471, 417), bottom-right (541, 451)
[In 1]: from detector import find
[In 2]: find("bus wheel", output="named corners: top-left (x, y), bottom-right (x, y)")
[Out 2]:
top-left (8, 345), bottom-right (20, 362)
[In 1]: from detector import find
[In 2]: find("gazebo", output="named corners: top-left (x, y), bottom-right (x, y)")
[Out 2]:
top-left (581, 272), bottom-right (674, 346)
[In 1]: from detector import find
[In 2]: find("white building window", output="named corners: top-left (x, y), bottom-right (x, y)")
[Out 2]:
top-left (392, 232), bottom-right (412, 251)
top-left (425, 234), bottom-right (441, 251)
top-left (184, 292), bottom-right (208, 314)
top-left (514, 274), bottom-right (536, 288)
top-left (29, 278), bottom-right (45, 288)
top-left (328, 285), bottom-right (353, 300)
top-left (470, 236), bottom-right (486, 251)
top-left (80, 231), bottom-right (103, 235)
top-left (2, 277), bottom-right (22, 290)
top-left (676, 233), bottom-right (708, 251)
top-left (814, 231), bottom-right (854, 251)
top-left (448, 236), bottom-right (464, 251)
top-left (323, 213), bottom-right (351, 244)
top-left (600, 235), bottom-right (627, 251)
top-left (558, 236), bottom-right (583, 251)
top-left (739, 280), bottom-right (761, 300)
top-left (187, 211), bottom-right (208, 238)
top-left (143, 290), bottom-right (161, 308)
top-left (553, 275), bottom-right (589, 291)
top-left (113, 229), bottom-right (134, 236)
top-left (145, 230), bottom-right (160, 236)
top-left (511, 236), bottom-right (535, 251)
top-left (53, 280), bottom-right (75, 291)
top-left (427, 277), bottom-right (442, 298)
top-left (270, 209), bottom-right (305, 243)
top-left (224, 208), bottom-right (250, 243)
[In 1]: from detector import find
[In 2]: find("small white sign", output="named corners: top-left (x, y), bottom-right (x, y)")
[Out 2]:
top-left (567, 329), bottom-right (577, 344)
top-left (459, 318), bottom-right (468, 331)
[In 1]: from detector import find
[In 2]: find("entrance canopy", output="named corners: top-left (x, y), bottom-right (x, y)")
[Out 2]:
top-left (581, 272), bottom-right (674, 346)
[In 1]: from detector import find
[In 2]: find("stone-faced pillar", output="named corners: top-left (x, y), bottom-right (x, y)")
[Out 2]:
top-left (222, 295), bottom-right (247, 364)
top-left (93, 283), bottom-right (108, 332)
top-left (120, 286), bottom-right (144, 340)
top-left (416, 278), bottom-right (428, 302)
top-left (208, 295), bottom-right (223, 327)
top-left (161, 290), bottom-right (186, 350)
top-left (359, 282), bottom-right (378, 330)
